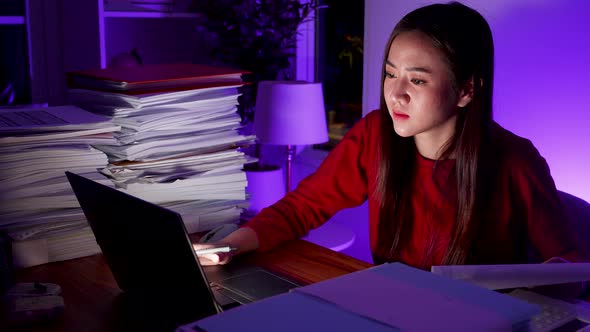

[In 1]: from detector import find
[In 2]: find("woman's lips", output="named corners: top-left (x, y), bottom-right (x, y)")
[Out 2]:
top-left (393, 112), bottom-right (409, 120)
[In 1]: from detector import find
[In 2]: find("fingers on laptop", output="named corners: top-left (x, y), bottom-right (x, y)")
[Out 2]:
top-left (198, 253), bottom-right (232, 266)
top-left (193, 243), bottom-right (233, 266)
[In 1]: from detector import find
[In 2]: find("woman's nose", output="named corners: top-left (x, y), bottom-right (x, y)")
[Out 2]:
top-left (387, 80), bottom-right (410, 105)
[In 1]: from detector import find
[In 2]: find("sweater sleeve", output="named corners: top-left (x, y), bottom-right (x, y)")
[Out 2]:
top-left (510, 139), bottom-right (589, 262)
top-left (243, 111), bottom-right (376, 251)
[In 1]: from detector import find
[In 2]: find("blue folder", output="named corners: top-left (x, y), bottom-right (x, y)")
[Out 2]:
top-left (179, 291), bottom-right (397, 332)
top-left (178, 263), bottom-right (539, 332)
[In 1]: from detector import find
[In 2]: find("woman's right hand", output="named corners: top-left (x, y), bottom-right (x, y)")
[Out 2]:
top-left (193, 227), bottom-right (259, 266)
top-left (193, 242), bottom-right (234, 266)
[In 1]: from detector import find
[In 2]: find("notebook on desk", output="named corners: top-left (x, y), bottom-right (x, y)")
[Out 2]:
top-left (65, 171), bottom-right (299, 324)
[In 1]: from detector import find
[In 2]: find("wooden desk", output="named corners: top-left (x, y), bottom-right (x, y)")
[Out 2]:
top-left (10, 239), bottom-right (372, 332)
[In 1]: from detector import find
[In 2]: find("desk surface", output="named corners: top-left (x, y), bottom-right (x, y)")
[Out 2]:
top-left (10, 239), bottom-right (372, 332)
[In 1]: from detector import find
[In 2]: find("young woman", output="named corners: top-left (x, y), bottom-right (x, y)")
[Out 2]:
top-left (196, 2), bottom-right (587, 270)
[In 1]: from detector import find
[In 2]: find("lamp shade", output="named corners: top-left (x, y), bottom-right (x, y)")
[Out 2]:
top-left (254, 81), bottom-right (328, 145)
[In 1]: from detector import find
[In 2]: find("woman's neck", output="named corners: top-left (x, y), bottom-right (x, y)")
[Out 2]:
top-left (413, 119), bottom-right (457, 160)
top-left (414, 127), bottom-right (455, 160)
top-left (414, 136), bottom-right (456, 160)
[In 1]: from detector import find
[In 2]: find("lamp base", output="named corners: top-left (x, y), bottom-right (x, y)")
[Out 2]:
top-left (243, 164), bottom-right (286, 214)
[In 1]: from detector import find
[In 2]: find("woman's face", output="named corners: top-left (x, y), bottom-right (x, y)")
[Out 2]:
top-left (383, 31), bottom-right (470, 144)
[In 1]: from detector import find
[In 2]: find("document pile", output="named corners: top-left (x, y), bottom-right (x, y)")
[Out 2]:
top-left (178, 263), bottom-right (540, 332)
top-left (0, 106), bottom-right (120, 265)
top-left (68, 63), bottom-right (256, 235)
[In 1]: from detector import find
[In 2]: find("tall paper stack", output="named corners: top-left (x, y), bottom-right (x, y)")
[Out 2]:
top-left (0, 106), bottom-right (120, 267)
top-left (67, 63), bottom-right (256, 236)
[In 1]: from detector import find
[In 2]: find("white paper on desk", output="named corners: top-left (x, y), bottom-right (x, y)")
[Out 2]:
top-left (431, 263), bottom-right (590, 289)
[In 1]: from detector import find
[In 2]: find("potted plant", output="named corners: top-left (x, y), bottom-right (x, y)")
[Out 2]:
top-left (191, 0), bottom-right (319, 124)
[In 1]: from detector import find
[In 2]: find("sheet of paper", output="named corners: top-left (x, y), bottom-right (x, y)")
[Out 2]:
top-left (0, 135), bottom-right (118, 152)
top-left (114, 107), bottom-right (237, 132)
top-left (0, 208), bottom-right (86, 229)
top-left (431, 263), bottom-right (590, 289)
top-left (95, 132), bottom-right (254, 161)
top-left (0, 126), bottom-right (120, 145)
top-left (107, 149), bottom-right (244, 170)
top-left (0, 105), bottom-right (112, 132)
top-left (0, 165), bottom-right (105, 191)
top-left (68, 84), bottom-right (241, 111)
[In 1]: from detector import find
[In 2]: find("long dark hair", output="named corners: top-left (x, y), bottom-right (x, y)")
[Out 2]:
top-left (373, 2), bottom-right (495, 265)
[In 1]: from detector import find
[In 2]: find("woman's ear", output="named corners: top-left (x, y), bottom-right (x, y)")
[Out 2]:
top-left (456, 77), bottom-right (476, 108)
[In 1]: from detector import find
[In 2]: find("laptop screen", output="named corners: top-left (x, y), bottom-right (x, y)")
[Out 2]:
top-left (65, 171), bottom-right (220, 322)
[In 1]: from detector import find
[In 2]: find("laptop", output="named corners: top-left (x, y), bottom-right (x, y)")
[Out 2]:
top-left (65, 171), bottom-right (299, 327)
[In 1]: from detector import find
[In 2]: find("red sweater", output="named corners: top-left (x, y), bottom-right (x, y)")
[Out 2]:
top-left (244, 110), bottom-right (582, 269)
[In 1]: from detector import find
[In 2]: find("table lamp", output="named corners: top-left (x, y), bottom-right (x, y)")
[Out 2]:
top-left (254, 81), bottom-right (328, 192)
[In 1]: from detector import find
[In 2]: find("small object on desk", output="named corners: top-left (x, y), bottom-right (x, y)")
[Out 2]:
top-left (4, 295), bottom-right (65, 326)
top-left (194, 246), bottom-right (237, 256)
top-left (6, 282), bottom-right (62, 297)
top-left (199, 224), bottom-right (239, 244)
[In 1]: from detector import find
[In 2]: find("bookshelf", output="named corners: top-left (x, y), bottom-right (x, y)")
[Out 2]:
top-left (0, 16), bottom-right (25, 24)
top-left (58, 0), bottom-right (216, 105)
top-left (0, 0), bottom-right (207, 106)
top-left (2, 0), bottom-right (315, 106)
top-left (102, 1), bottom-right (199, 18)
top-left (0, 0), bottom-right (26, 23)
top-left (61, 0), bottom-right (205, 73)
top-left (103, 11), bottom-right (199, 18)
top-left (0, 0), bottom-right (31, 106)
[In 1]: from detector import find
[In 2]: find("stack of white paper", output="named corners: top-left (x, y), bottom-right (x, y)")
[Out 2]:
top-left (69, 85), bottom-right (254, 161)
top-left (162, 200), bottom-right (249, 234)
top-left (0, 106), bottom-right (120, 265)
top-left (68, 82), bottom-right (256, 239)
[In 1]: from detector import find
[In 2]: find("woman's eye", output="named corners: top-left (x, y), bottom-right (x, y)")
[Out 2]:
top-left (384, 72), bottom-right (397, 79)
top-left (411, 78), bottom-right (426, 85)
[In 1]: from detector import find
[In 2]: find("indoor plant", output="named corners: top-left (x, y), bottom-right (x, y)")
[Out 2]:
top-left (191, 0), bottom-right (319, 124)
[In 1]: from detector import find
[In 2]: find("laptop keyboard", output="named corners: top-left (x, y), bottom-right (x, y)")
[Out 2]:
top-left (207, 269), bottom-right (300, 310)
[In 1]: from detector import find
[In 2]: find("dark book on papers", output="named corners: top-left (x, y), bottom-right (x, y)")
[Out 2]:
top-left (67, 63), bottom-right (249, 93)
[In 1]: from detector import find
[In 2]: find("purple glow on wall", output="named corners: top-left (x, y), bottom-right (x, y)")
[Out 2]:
top-left (365, 0), bottom-right (590, 203)
top-left (488, 0), bottom-right (590, 203)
